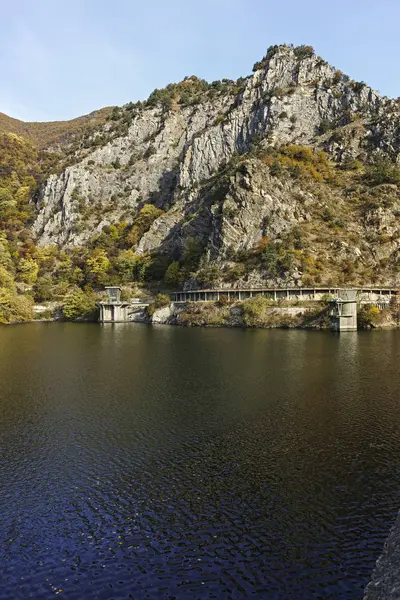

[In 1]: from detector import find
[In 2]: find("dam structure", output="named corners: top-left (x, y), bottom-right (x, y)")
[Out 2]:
top-left (98, 287), bottom-right (151, 323)
top-left (329, 289), bottom-right (358, 331)
top-left (98, 286), bottom-right (397, 326)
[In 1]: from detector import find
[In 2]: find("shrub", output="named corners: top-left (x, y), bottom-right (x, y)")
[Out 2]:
top-left (242, 295), bottom-right (272, 326)
top-left (125, 204), bottom-right (164, 247)
top-left (318, 119), bottom-right (335, 135)
top-left (154, 293), bottom-right (170, 308)
top-left (357, 305), bottom-right (381, 328)
top-left (332, 70), bottom-right (343, 85)
top-left (223, 263), bottom-right (245, 282)
top-left (293, 45), bottom-right (314, 59)
top-left (0, 288), bottom-right (33, 323)
top-left (196, 264), bottom-right (222, 287)
top-left (147, 293), bottom-right (170, 317)
top-left (351, 81), bottom-right (367, 93)
top-left (364, 158), bottom-right (400, 186)
top-left (214, 114), bottom-right (226, 126)
top-left (272, 144), bottom-right (334, 182)
top-left (62, 289), bottom-right (98, 321)
top-left (252, 45), bottom-right (280, 71)
top-left (216, 295), bottom-right (230, 307)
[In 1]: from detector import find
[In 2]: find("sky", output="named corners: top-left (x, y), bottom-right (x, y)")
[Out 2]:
top-left (1, 0), bottom-right (399, 122)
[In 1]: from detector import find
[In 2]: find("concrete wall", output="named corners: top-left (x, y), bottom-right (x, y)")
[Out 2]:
top-left (99, 303), bottom-right (129, 323)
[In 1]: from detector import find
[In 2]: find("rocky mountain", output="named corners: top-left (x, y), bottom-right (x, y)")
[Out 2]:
top-left (2, 44), bottom-right (400, 297)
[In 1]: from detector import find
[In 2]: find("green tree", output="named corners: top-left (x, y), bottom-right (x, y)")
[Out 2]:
top-left (0, 265), bottom-right (16, 290)
top-left (18, 257), bottom-right (39, 285)
top-left (62, 288), bottom-right (98, 321)
top-left (114, 249), bottom-right (141, 282)
top-left (33, 275), bottom-right (54, 302)
top-left (164, 261), bottom-right (183, 287)
top-left (0, 187), bottom-right (15, 217)
top-left (0, 288), bottom-right (33, 323)
top-left (182, 238), bottom-right (204, 271)
top-left (86, 249), bottom-right (111, 286)
top-left (0, 235), bottom-right (13, 270)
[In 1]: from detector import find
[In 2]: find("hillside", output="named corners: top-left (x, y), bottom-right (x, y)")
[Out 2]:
top-left (1, 43), bottom-right (400, 322)
top-left (0, 107), bottom-right (113, 150)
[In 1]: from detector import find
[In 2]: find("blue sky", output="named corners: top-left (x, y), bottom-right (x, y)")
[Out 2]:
top-left (1, 0), bottom-right (399, 122)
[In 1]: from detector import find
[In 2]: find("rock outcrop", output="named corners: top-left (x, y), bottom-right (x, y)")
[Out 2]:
top-left (29, 44), bottom-right (400, 287)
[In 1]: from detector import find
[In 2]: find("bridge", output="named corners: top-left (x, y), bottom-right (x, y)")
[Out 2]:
top-left (170, 286), bottom-right (397, 304)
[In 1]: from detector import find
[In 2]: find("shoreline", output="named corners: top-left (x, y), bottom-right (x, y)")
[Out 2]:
top-left (4, 299), bottom-right (399, 330)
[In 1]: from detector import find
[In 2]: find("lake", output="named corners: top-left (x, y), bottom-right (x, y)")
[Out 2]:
top-left (0, 323), bottom-right (399, 599)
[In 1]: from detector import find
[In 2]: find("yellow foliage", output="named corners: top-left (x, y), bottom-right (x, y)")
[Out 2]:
top-left (0, 287), bottom-right (33, 323)
top-left (0, 265), bottom-right (16, 290)
top-left (18, 258), bottom-right (39, 284)
top-left (265, 144), bottom-right (336, 183)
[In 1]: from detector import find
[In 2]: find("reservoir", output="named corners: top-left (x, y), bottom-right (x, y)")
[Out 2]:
top-left (0, 324), bottom-right (399, 599)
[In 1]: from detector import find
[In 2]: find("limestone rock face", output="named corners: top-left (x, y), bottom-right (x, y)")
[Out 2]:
top-left (30, 45), bottom-right (400, 286)
top-left (33, 46), bottom-right (393, 246)
top-left (150, 304), bottom-right (175, 324)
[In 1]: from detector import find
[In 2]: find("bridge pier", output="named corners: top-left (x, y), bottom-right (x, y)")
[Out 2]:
top-left (329, 289), bottom-right (358, 331)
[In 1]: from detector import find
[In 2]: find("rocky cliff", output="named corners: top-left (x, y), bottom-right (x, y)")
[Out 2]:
top-left (19, 45), bottom-right (400, 288)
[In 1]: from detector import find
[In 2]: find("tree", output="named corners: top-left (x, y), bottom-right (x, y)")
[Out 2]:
top-left (0, 235), bottom-right (13, 270)
top-left (0, 288), bottom-right (33, 323)
top-left (182, 238), bottom-right (204, 271)
top-left (62, 288), bottom-right (98, 321)
top-left (0, 187), bottom-right (15, 217)
top-left (33, 275), bottom-right (54, 302)
top-left (18, 257), bottom-right (39, 285)
top-left (86, 249), bottom-right (111, 286)
top-left (164, 261), bottom-right (183, 287)
top-left (0, 265), bottom-right (16, 290)
top-left (114, 249), bottom-right (141, 282)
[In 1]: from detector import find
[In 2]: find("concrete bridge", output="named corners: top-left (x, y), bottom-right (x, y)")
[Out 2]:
top-left (170, 286), bottom-right (398, 304)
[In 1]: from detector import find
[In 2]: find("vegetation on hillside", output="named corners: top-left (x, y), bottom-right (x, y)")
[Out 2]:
top-left (0, 108), bottom-right (112, 149)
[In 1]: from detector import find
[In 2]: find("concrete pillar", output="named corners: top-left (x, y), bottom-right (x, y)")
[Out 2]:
top-left (330, 289), bottom-right (357, 331)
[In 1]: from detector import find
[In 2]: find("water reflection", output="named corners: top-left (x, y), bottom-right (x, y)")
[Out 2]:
top-left (0, 324), bottom-right (399, 599)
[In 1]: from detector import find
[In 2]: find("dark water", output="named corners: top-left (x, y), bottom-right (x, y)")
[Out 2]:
top-left (0, 324), bottom-right (400, 600)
